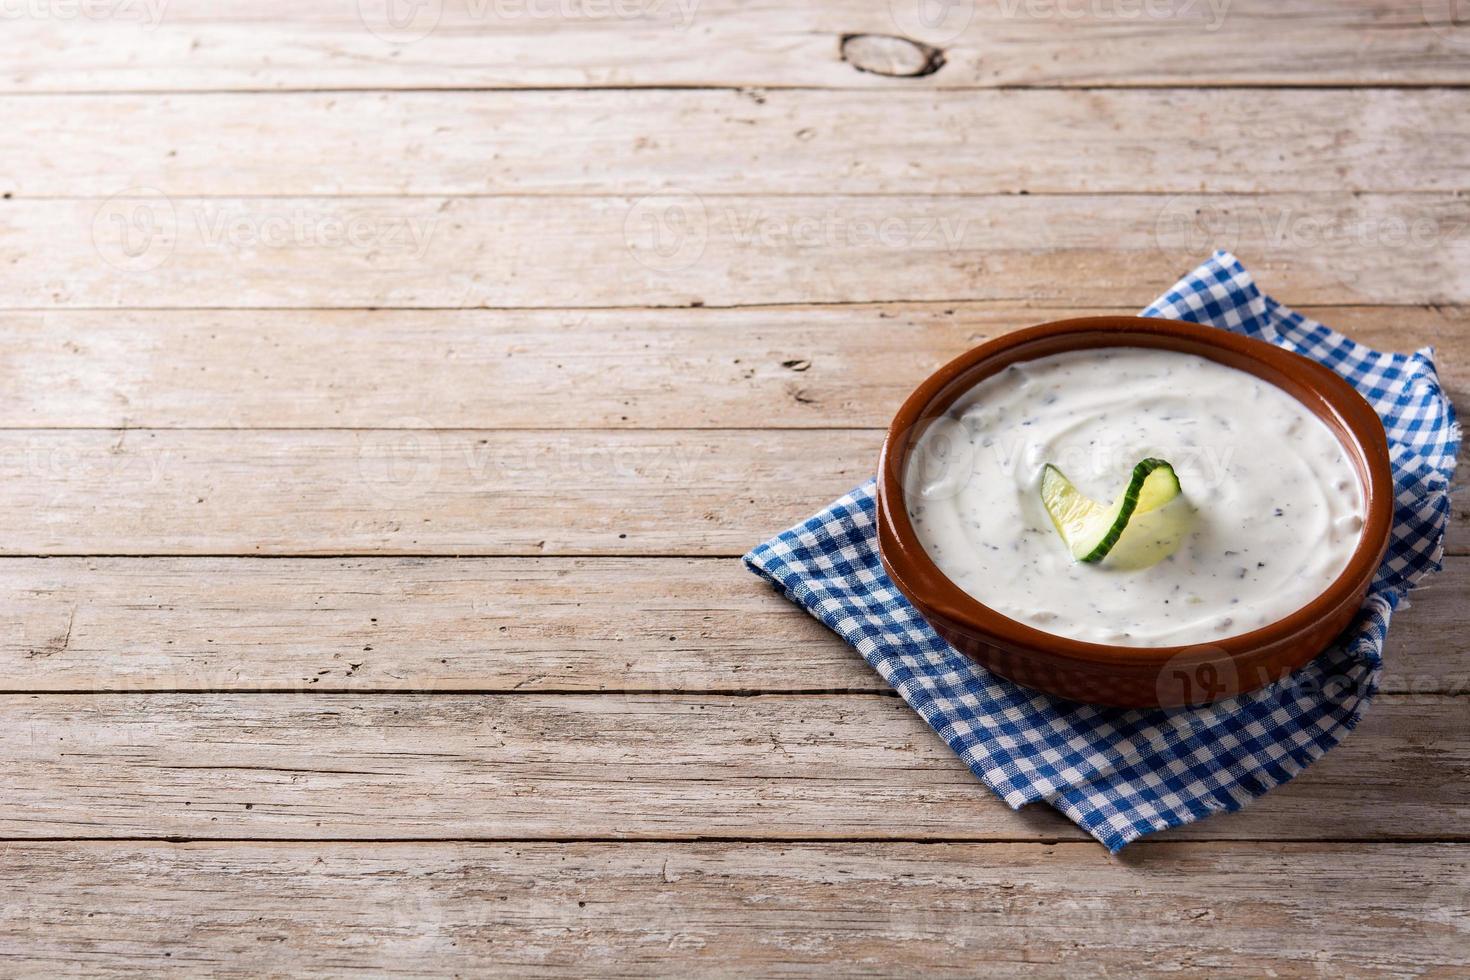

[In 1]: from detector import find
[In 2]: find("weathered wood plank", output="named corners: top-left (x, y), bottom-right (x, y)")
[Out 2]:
top-left (2, 305), bottom-right (1461, 429)
top-left (0, 428), bottom-right (877, 556)
top-left (1, 693), bottom-right (1465, 841)
top-left (0, 557), bottom-right (848, 694)
top-left (2, 427), bottom-right (1463, 556)
top-left (12, 194), bottom-right (1470, 308)
top-left (3, 841), bottom-right (1466, 976)
top-left (1, 557), bottom-right (1464, 695)
top-left (3, 0), bottom-right (1466, 92)
top-left (9, 89), bottom-right (1470, 197)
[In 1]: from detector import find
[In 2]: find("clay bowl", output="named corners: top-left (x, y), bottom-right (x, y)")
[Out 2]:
top-left (875, 316), bottom-right (1393, 708)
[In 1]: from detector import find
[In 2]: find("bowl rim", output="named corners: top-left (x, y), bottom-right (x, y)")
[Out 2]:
top-left (875, 315), bottom-right (1395, 667)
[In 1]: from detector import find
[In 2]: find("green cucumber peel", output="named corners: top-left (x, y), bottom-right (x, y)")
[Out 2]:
top-left (1040, 457), bottom-right (1182, 563)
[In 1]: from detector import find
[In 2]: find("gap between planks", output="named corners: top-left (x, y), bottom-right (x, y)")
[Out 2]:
top-left (5, 835), bottom-right (1470, 845)
top-left (0, 301), bottom-right (1462, 312)
top-left (12, 83), bottom-right (1470, 95)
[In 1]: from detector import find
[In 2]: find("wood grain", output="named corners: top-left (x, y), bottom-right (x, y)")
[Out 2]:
top-left (2, 693), bottom-right (1465, 842)
top-left (3, 0), bottom-right (1466, 968)
top-left (1, 557), bottom-right (1465, 695)
top-left (13, 194), bottom-right (1470, 309)
top-left (0, 428), bottom-right (878, 556)
top-left (4, 0), bottom-right (1467, 92)
top-left (8, 89), bottom-right (1470, 197)
top-left (3, 841), bottom-right (1467, 976)
top-left (1, 305), bottom-right (1462, 429)
top-left (2, 427), bottom-right (1462, 557)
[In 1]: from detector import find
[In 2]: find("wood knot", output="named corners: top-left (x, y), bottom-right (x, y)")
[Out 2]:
top-left (839, 33), bottom-right (946, 78)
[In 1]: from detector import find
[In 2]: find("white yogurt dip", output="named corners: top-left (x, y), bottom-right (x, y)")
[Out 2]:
top-left (903, 347), bottom-right (1365, 646)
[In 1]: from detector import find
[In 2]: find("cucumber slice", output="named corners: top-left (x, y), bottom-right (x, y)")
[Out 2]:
top-left (1040, 458), bottom-right (1181, 563)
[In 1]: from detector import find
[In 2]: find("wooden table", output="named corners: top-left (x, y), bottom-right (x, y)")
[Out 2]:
top-left (2, 1), bottom-right (1467, 974)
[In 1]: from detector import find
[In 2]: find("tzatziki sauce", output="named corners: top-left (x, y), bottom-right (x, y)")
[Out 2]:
top-left (903, 347), bottom-right (1365, 646)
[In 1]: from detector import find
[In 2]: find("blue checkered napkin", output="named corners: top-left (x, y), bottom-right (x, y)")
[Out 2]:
top-left (744, 251), bottom-right (1460, 851)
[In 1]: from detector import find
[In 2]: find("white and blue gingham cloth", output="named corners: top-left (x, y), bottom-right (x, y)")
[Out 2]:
top-left (744, 252), bottom-right (1460, 851)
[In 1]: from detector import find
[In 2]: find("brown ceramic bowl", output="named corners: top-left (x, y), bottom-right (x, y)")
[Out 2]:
top-left (876, 316), bottom-right (1393, 708)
